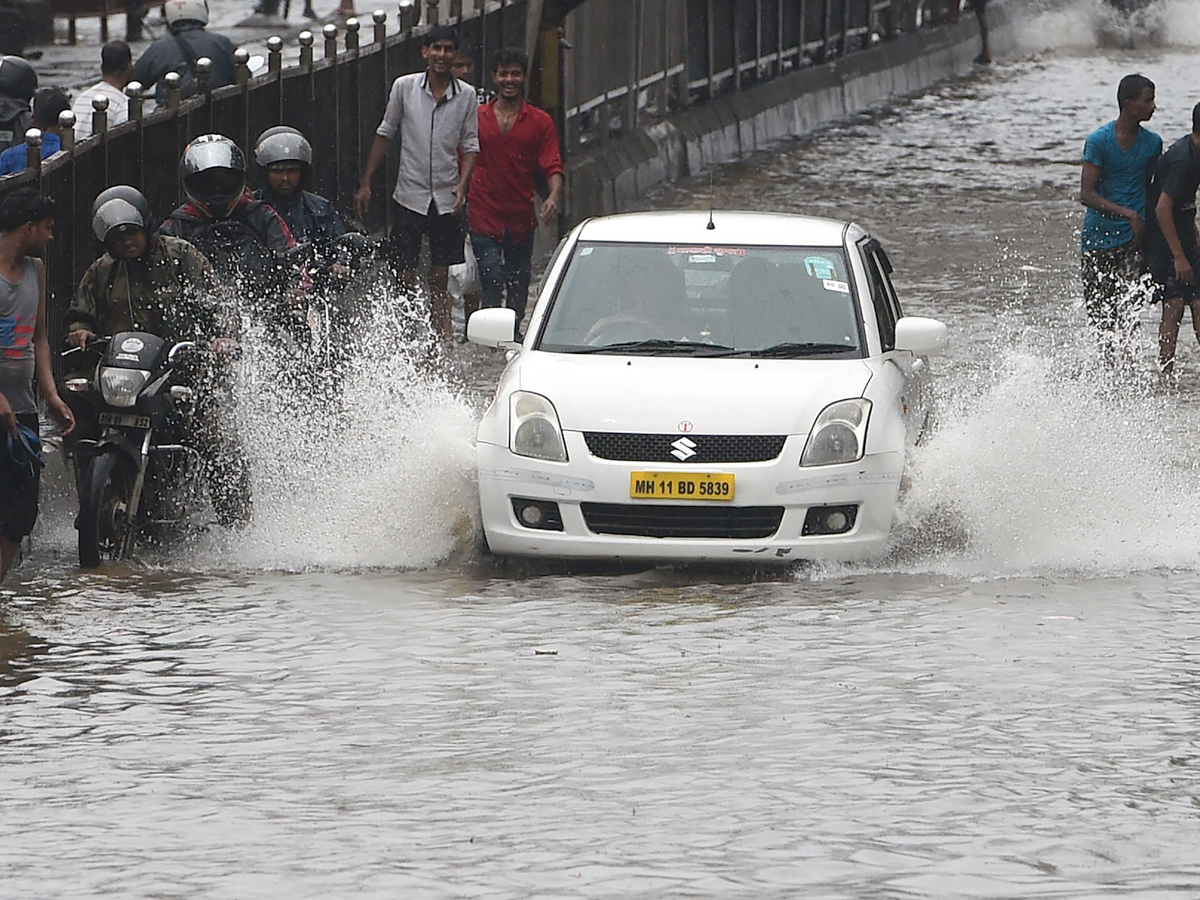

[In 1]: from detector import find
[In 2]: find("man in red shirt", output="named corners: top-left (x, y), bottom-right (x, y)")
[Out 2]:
top-left (467, 47), bottom-right (564, 335)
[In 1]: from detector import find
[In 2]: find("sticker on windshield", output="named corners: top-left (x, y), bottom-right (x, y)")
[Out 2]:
top-left (688, 254), bottom-right (717, 264)
top-left (805, 256), bottom-right (837, 279)
top-left (666, 245), bottom-right (746, 257)
top-left (822, 279), bottom-right (850, 294)
top-left (580, 247), bottom-right (594, 256)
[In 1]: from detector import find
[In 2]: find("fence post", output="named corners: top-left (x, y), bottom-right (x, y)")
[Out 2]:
top-left (324, 23), bottom-right (339, 58)
top-left (706, 0), bottom-right (715, 99)
top-left (268, 35), bottom-right (283, 72)
top-left (450, 0), bottom-right (461, 18)
top-left (345, 17), bottom-right (360, 52)
top-left (24, 128), bottom-right (41, 174)
top-left (426, 0), bottom-right (439, 26)
top-left (299, 30), bottom-right (315, 69)
top-left (164, 71), bottom-right (182, 110)
top-left (91, 95), bottom-right (109, 137)
top-left (372, 8), bottom-right (387, 44)
top-left (399, 0), bottom-right (417, 31)
top-left (58, 111), bottom-right (76, 154)
top-left (196, 57), bottom-right (212, 95)
top-left (125, 80), bottom-right (144, 120)
top-left (627, 0), bottom-right (638, 132)
top-left (234, 48), bottom-right (251, 85)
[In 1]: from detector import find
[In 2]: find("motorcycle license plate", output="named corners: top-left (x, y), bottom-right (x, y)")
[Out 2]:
top-left (98, 412), bottom-right (151, 428)
top-left (629, 471), bottom-right (735, 501)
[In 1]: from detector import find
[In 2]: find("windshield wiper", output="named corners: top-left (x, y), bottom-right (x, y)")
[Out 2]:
top-left (564, 339), bottom-right (737, 355)
top-left (709, 342), bottom-right (857, 358)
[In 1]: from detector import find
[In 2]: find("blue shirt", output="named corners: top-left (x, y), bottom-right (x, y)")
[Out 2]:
top-left (1081, 121), bottom-right (1162, 251)
top-left (0, 131), bottom-right (62, 176)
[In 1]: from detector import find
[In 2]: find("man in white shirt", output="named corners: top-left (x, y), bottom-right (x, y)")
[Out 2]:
top-left (354, 25), bottom-right (479, 342)
top-left (73, 41), bottom-right (132, 140)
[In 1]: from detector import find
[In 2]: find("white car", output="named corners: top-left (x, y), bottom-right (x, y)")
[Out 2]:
top-left (467, 210), bottom-right (947, 564)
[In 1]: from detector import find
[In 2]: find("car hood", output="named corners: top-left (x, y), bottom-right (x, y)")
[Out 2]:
top-left (516, 352), bottom-right (874, 434)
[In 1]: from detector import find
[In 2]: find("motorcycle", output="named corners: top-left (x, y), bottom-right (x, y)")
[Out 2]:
top-left (61, 332), bottom-right (210, 567)
top-left (289, 231), bottom-right (379, 373)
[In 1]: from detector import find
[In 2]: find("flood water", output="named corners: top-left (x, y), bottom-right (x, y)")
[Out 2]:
top-left (6, 2), bottom-right (1200, 896)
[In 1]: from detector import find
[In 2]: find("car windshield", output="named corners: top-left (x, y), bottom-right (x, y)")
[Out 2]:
top-left (537, 241), bottom-right (863, 357)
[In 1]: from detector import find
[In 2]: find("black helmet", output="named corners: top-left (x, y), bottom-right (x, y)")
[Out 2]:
top-left (180, 134), bottom-right (246, 218)
top-left (90, 186), bottom-right (153, 244)
top-left (254, 126), bottom-right (313, 168)
top-left (0, 56), bottom-right (37, 102)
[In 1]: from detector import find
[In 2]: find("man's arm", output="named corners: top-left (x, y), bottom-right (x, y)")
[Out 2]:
top-left (66, 264), bottom-right (101, 348)
top-left (1081, 160), bottom-right (1144, 242)
top-left (452, 97), bottom-right (480, 214)
top-left (33, 260), bottom-right (74, 434)
top-left (1155, 191), bottom-right (1192, 283)
top-left (537, 119), bottom-right (565, 225)
top-left (355, 134), bottom-right (390, 219)
top-left (453, 151), bottom-right (476, 214)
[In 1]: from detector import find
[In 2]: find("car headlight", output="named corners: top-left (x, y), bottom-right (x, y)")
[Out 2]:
top-left (99, 367), bottom-right (150, 407)
top-left (510, 391), bottom-right (568, 462)
top-left (800, 398), bottom-right (871, 467)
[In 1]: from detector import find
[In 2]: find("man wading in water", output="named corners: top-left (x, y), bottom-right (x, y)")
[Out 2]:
top-left (1145, 103), bottom-right (1200, 374)
top-left (1079, 73), bottom-right (1161, 362)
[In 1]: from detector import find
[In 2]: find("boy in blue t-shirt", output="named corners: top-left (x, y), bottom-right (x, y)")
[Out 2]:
top-left (1080, 73), bottom-right (1161, 358)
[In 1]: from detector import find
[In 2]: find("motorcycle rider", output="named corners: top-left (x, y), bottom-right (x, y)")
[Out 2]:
top-left (160, 134), bottom-right (301, 320)
top-left (130, 0), bottom-right (237, 104)
top-left (0, 55), bottom-right (36, 154)
top-left (66, 186), bottom-right (251, 527)
top-left (252, 125), bottom-right (350, 278)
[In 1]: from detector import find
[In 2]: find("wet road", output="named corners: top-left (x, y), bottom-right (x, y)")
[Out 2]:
top-left (7, 4), bottom-right (1200, 896)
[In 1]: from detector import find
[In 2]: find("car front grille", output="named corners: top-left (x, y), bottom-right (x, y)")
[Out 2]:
top-left (580, 503), bottom-right (785, 539)
top-left (582, 432), bottom-right (787, 463)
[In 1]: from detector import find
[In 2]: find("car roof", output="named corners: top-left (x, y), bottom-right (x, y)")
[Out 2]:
top-left (575, 210), bottom-right (852, 247)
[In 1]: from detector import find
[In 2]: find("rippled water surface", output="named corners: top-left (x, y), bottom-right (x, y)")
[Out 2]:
top-left (6, 3), bottom-right (1200, 896)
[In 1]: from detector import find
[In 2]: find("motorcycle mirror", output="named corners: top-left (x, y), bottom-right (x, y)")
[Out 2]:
top-left (168, 341), bottom-right (198, 362)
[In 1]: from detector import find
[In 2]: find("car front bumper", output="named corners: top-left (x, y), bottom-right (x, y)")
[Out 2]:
top-left (477, 437), bottom-right (904, 563)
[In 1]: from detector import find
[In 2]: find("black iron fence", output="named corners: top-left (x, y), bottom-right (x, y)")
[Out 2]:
top-left (1, 0), bottom-right (927, 344)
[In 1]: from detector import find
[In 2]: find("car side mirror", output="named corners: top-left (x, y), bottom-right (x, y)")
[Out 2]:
top-left (894, 316), bottom-right (948, 356)
top-left (467, 308), bottom-right (518, 348)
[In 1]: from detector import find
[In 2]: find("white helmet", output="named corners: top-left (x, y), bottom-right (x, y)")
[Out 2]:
top-left (164, 0), bottom-right (208, 26)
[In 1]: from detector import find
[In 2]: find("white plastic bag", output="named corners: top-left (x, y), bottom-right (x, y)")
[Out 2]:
top-left (448, 236), bottom-right (481, 302)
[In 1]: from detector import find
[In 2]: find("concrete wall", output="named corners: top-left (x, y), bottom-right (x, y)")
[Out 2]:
top-left (565, 4), bottom-right (1014, 223)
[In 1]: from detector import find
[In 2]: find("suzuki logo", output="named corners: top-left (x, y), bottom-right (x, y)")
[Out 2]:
top-left (670, 437), bottom-right (697, 461)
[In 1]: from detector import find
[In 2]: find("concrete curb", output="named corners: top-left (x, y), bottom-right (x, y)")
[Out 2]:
top-left (566, 4), bottom-right (1014, 224)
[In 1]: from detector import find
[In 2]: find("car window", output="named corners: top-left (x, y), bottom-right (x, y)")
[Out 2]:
top-left (537, 241), bottom-right (864, 357)
top-left (861, 243), bottom-right (896, 351)
top-left (872, 243), bottom-right (904, 322)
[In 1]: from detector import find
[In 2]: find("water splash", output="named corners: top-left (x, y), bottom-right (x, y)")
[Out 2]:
top-left (1012, 0), bottom-right (1200, 53)
top-left (201, 282), bottom-right (482, 572)
top-left (887, 333), bottom-right (1200, 576)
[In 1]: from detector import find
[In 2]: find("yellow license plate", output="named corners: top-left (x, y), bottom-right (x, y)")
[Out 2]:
top-left (629, 471), bottom-right (735, 501)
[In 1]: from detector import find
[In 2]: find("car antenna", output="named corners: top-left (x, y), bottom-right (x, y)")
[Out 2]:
top-left (706, 168), bottom-right (716, 230)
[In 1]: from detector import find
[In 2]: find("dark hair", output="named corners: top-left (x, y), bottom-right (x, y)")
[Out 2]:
top-left (100, 40), bottom-right (132, 75)
top-left (491, 46), bottom-right (528, 74)
top-left (1117, 73), bottom-right (1154, 111)
top-left (31, 87), bottom-right (71, 129)
top-left (423, 24), bottom-right (458, 49)
top-left (0, 188), bottom-right (55, 231)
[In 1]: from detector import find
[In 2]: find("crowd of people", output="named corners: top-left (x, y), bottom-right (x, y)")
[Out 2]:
top-left (0, 22), bottom-right (565, 581)
top-left (1079, 72), bottom-right (1200, 374)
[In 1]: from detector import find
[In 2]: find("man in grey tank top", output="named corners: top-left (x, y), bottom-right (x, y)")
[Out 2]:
top-left (0, 189), bottom-right (74, 582)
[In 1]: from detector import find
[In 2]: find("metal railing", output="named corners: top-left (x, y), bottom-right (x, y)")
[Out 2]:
top-left (1, 0), bottom-right (927, 348)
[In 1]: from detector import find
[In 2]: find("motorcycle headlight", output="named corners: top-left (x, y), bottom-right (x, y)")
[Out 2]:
top-left (510, 391), bottom-right (568, 462)
top-left (800, 398), bottom-right (871, 467)
top-left (99, 368), bottom-right (150, 407)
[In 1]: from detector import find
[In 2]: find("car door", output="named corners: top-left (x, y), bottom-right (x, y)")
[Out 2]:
top-left (860, 237), bottom-right (931, 446)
